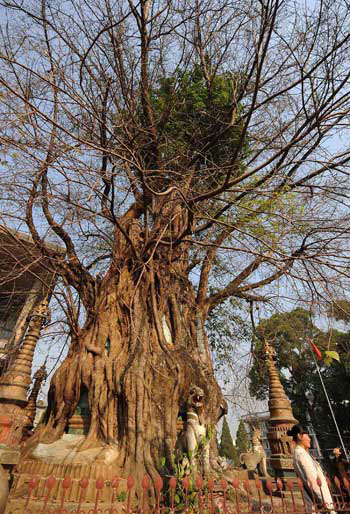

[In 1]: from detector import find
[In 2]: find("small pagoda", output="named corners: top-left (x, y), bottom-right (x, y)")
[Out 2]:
top-left (0, 298), bottom-right (49, 465)
top-left (263, 340), bottom-right (298, 478)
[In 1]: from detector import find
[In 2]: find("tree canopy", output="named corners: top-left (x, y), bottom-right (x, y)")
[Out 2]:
top-left (2, 0), bottom-right (350, 313)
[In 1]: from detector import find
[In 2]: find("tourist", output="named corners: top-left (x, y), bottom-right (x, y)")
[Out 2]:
top-left (287, 424), bottom-right (336, 513)
top-left (331, 447), bottom-right (349, 481)
top-left (328, 447), bottom-right (350, 499)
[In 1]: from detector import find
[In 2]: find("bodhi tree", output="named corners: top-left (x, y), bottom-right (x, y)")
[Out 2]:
top-left (1, 0), bottom-right (350, 484)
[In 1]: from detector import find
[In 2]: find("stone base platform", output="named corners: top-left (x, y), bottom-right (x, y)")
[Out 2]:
top-left (4, 435), bottom-right (123, 511)
top-left (4, 458), bottom-right (127, 513)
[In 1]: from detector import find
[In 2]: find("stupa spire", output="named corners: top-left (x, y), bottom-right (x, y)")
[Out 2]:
top-left (263, 340), bottom-right (298, 424)
top-left (0, 297), bottom-right (50, 405)
top-left (263, 339), bottom-right (298, 479)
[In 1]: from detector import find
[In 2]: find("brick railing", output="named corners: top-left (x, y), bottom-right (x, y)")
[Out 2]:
top-left (10, 472), bottom-right (350, 513)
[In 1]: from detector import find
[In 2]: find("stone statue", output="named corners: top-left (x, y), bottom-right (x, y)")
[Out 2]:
top-left (240, 426), bottom-right (269, 477)
top-left (177, 385), bottom-right (210, 474)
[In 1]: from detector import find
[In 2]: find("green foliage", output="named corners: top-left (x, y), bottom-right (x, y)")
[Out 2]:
top-left (160, 452), bottom-right (198, 512)
top-left (116, 491), bottom-right (127, 502)
top-left (235, 420), bottom-right (250, 455)
top-left (173, 465), bottom-right (198, 512)
top-left (249, 308), bottom-right (350, 449)
top-left (150, 65), bottom-right (248, 175)
top-left (206, 298), bottom-right (251, 384)
top-left (161, 428), bottom-right (214, 512)
top-left (249, 308), bottom-right (319, 401)
top-left (328, 299), bottom-right (350, 324)
top-left (237, 187), bottom-right (306, 254)
top-left (219, 416), bottom-right (239, 465)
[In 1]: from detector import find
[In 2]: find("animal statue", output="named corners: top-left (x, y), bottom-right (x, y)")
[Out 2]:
top-left (216, 455), bottom-right (229, 471)
top-left (177, 385), bottom-right (210, 475)
top-left (240, 426), bottom-right (269, 477)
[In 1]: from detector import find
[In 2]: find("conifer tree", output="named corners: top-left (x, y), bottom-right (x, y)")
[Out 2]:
top-left (236, 420), bottom-right (250, 455)
top-left (219, 416), bottom-right (238, 465)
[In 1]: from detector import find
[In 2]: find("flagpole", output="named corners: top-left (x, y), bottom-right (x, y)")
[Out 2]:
top-left (308, 346), bottom-right (349, 463)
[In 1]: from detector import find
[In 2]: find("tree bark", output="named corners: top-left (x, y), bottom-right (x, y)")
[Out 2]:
top-left (28, 251), bottom-right (224, 484)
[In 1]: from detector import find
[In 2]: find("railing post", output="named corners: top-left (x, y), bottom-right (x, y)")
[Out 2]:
top-left (195, 476), bottom-right (203, 514)
top-left (297, 477), bottom-right (308, 512)
top-left (221, 477), bottom-right (228, 513)
top-left (343, 475), bottom-right (350, 493)
top-left (141, 474), bottom-right (150, 514)
top-left (126, 474), bottom-right (135, 514)
top-left (276, 478), bottom-right (286, 513)
top-left (208, 477), bottom-right (215, 514)
top-left (109, 476), bottom-right (120, 514)
top-left (58, 475), bottom-right (72, 514)
top-left (41, 476), bottom-right (56, 514)
top-left (183, 476), bottom-right (190, 514)
top-left (169, 476), bottom-right (176, 514)
top-left (94, 477), bottom-right (104, 513)
top-left (266, 479), bottom-right (275, 514)
top-left (24, 476), bottom-right (39, 513)
top-left (232, 477), bottom-right (240, 514)
top-left (255, 477), bottom-right (262, 513)
top-left (155, 474), bottom-right (163, 514)
top-left (286, 479), bottom-right (296, 512)
top-left (334, 476), bottom-right (345, 509)
top-left (77, 477), bottom-right (89, 514)
top-left (244, 478), bottom-right (251, 513)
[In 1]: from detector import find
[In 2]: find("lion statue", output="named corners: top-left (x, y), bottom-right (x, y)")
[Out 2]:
top-left (177, 385), bottom-right (210, 474)
top-left (240, 426), bottom-right (269, 477)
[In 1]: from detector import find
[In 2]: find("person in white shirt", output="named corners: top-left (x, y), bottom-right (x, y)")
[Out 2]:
top-left (287, 424), bottom-right (336, 513)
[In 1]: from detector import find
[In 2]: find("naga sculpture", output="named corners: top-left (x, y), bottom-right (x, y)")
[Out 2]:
top-left (240, 426), bottom-right (269, 477)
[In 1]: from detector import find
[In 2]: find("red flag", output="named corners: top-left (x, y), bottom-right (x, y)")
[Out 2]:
top-left (308, 339), bottom-right (323, 361)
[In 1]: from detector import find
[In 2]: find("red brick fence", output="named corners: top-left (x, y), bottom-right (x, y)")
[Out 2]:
top-left (13, 473), bottom-right (350, 513)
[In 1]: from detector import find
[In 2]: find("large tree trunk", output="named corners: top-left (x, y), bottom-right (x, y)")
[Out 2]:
top-left (27, 242), bottom-right (224, 484)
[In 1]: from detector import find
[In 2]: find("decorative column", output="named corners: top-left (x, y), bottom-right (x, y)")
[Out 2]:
top-left (264, 340), bottom-right (298, 478)
top-left (0, 298), bottom-right (49, 462)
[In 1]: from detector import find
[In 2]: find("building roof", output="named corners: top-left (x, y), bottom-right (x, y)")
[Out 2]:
top-left (0, 227), bottom-right (65, 322)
